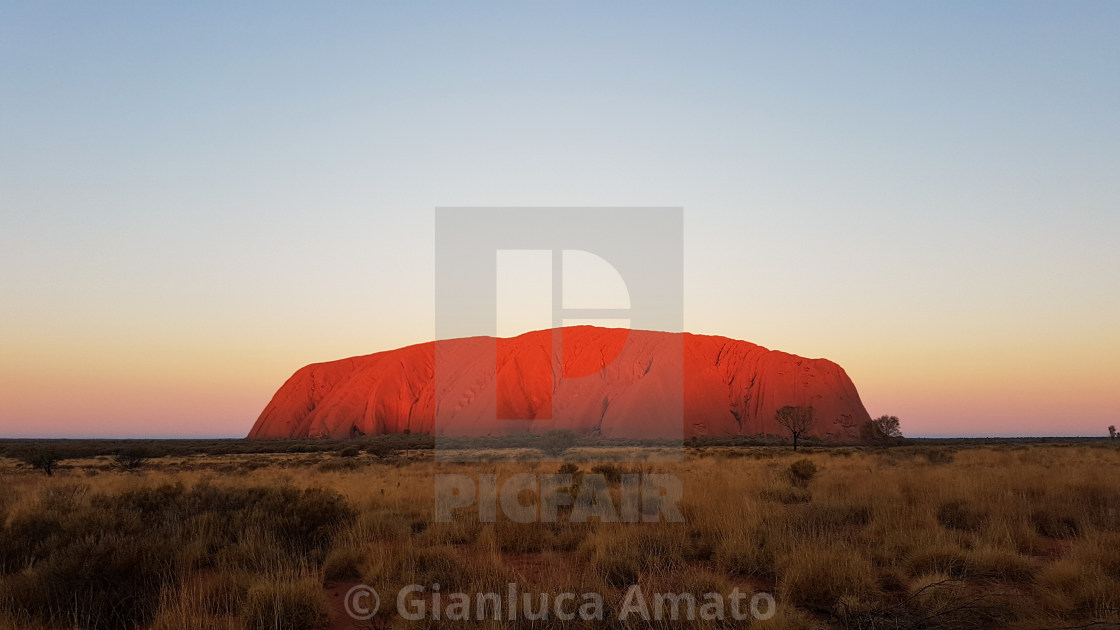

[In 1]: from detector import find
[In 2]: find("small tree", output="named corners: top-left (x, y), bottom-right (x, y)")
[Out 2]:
top-left (1110, 425), bottom-right (1117, 439)
top-left (861, 415), bottom-right (903, 444)
top-left (111, 447), bottom-right (150, 472)
top-left (775, 406), bottom-right (814, 452)
top-left (20, 449), bottom-right (61, 476)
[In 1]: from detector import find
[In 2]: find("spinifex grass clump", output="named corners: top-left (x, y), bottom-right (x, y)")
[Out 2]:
top-left (0, 482), bottom-right (353, 630)
top-left (787, 458), bottom-right (818, 487)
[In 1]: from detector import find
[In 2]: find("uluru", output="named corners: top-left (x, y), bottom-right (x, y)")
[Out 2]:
top-left (248, 327), bottom-right (871, 440)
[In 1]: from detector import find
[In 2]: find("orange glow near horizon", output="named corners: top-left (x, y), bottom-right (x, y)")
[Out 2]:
top-left (1, 318), bottom-right (1116, 438)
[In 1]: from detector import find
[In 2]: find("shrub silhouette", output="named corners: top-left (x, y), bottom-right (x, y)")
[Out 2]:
top-left (110, 447), bottom-right (150, 471)
top-left (540, 430), bottom-right (578, 457)
top-left (788, 458), bottom-right (818, 487)
top-left (17, 449), bottom-right (61, 476)
top-left (364, 442), bottom-right (399, 458)
top-left (861, 415), bottom-right (904, 444)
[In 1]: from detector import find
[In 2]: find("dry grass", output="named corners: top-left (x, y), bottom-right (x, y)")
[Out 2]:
top-left (1, 443), bottom-right (1119, 629)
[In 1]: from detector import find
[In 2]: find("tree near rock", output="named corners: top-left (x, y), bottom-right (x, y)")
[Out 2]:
top-left (775, 406), bottom-right (814, 452)
top-left (1110, 425), bottom-right (1117, 439)
top-left (861, 415), bottom-right (904, 444)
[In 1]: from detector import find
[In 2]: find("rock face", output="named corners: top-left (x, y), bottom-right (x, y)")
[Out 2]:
top-left (248, 327), bottom-right (870, 440)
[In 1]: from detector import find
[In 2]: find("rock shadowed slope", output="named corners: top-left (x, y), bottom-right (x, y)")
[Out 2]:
top-left (247, 327), bottom-right (870, 440)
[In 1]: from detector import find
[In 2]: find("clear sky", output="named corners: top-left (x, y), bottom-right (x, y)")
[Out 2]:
top-left (2, 2), bottom-right (1118, 438)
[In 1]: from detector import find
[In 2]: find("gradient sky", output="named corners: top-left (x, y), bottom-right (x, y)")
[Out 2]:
top-left (2, 2), bottom-right (1118, 438)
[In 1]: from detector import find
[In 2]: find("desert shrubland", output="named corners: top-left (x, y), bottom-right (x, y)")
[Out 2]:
top-left (0, 442), bottom-right (1118, 629)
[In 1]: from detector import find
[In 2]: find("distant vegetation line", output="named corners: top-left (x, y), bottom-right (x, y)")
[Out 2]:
top-left (0, 434), bottom-right (1114, 461)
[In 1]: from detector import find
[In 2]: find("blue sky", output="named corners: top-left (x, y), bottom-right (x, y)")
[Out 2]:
top-left (1, 2), bottom-right (1118, 437)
